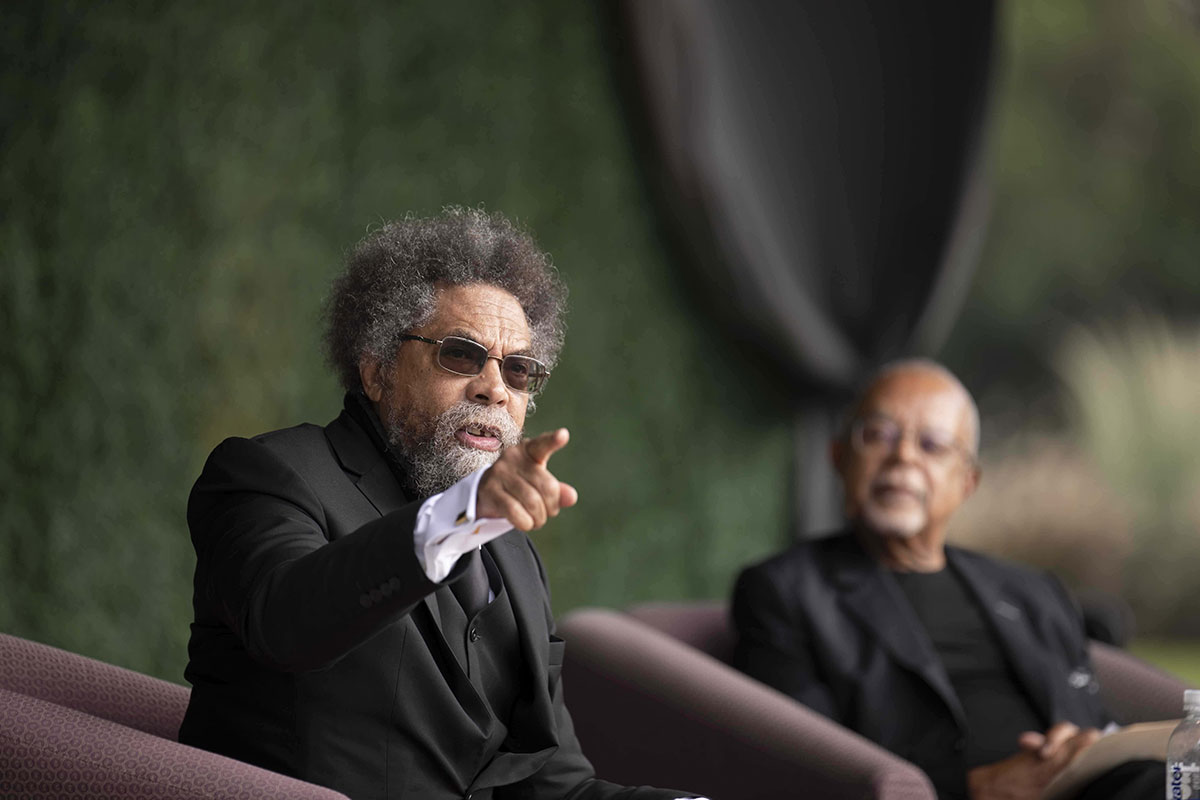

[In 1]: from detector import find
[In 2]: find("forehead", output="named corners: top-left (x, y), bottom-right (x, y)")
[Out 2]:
top-left (422, 283), bottom-right (531, 346)
top-left (857, 370), bottom-right (970, 433)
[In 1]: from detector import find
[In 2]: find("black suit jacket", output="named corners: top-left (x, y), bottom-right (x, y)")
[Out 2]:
top-left (180, 408), bottom-right (682, 800)
top-left (731, 533), bottom-right (1110, 800)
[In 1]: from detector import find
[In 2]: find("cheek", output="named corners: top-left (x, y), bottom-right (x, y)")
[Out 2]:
top-left (928, 473), bottom-right (964, 512)
top-left (507, 397), bottom-right (528, 429)
top-left (844, 465), bottom-right (875, 503)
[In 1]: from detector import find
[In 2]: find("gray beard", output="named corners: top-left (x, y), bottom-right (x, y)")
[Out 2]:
top-left (384, 400), bottom-right (522, 498)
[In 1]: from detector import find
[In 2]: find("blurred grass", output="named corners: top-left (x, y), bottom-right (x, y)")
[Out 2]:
top-left (953, 315), bottom-right (1200, 640)
top-left (1129, 640), bottom-right (1200, 687)
top-left (1058, 317), bottom-right (1200, 638)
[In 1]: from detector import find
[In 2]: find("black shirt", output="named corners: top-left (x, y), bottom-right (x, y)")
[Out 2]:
top-left (894, 567), bottom-right (1046, 768)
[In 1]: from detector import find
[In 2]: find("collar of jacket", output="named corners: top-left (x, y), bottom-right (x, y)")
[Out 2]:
top-left (336, 389), bottom-right (421, 500)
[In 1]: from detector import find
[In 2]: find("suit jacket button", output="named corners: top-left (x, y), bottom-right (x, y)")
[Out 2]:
top-left (388, 576), bottom-right (401, 591)
top-left (469, 626), bottom-right (480, 642)
top-left (369, 588), bottom-right (383, 603)
top-left (359, 593), bottom-right (372, 608)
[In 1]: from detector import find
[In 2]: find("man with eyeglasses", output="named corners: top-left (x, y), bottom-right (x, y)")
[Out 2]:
top-left (179, 208), bottom-right (696, 800)
top-left (731, 360), bottom-right (1160, 800)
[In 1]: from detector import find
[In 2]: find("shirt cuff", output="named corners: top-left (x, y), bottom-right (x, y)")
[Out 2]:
top-left (412, 466), bottom-right (514, 583)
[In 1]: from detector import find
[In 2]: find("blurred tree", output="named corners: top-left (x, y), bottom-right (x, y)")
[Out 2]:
top-left (943, 0), bottom-right (1200, 426)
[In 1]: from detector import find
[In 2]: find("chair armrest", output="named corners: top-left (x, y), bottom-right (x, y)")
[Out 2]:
top-left (0, 632), bottom-right (190, 740)
top-left (1089, 640), bottom-right (1194, 724)
top-left (0, 688), bottom-right (349, 799)
top-left (560, 608), bottom-right (936, 800)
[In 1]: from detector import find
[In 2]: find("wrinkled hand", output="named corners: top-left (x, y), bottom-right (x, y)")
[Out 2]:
top-left (967, 722), bottom-right (1101, 800)
top-left (476, 428), bottom-right (578, 531)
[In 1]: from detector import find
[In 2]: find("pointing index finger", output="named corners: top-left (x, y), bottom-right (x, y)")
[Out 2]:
top-left (524, 428), bottom-right (569, 465)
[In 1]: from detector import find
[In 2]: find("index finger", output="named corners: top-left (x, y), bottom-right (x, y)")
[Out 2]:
top-left (524, 428), bottom-right (570, 465)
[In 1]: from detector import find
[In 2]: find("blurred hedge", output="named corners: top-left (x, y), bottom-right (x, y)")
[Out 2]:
top-left (943, 0), bottom-right (1200, 418)
top-left (0, 2), bottom-right (792, 680)
top-left (8, 0), bottom-right (1197, 681)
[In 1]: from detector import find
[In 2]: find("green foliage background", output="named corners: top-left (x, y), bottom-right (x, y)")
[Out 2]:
top-left (3, 0), bottom-right (1198, 680)
top-left (0, 2), bottom-right (791, 681)
top-left (943, 0), bottom-right (1200, 420)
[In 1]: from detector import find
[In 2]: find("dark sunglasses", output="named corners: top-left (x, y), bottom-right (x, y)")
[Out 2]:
top-left (399, 334), bottom-right (550, 395)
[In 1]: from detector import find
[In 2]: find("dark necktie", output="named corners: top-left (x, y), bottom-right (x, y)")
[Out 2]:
top-left (450, 548), bottom-right (490, 618)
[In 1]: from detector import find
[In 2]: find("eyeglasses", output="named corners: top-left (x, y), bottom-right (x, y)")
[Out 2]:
top-left (849, 416), bottom-right (974, 466)
top-left (399, 334), bottom-right (550, 394)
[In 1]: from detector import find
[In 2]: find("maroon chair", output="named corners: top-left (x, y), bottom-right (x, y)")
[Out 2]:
top-left (560, 605), bottom-right (937, 800)
top-left (559, 601), bottom-right (1193, 800)
top-left (1088, 639), bottom-right (1189, 724)
top-left (0, 632), bottom-right (348, 799)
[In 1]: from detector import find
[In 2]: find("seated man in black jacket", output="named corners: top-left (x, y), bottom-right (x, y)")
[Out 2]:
top-left (732, 359), bottom-right (1160, 800)
top-left (179, 208), bottom-right (696, 800)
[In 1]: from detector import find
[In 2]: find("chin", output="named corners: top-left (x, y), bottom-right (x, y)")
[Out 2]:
top-left (448, 441), bottom-right (503, 473)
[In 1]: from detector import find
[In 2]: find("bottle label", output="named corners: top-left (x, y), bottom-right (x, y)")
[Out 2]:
top-left (1168, 762), bottom-right (1200, 799)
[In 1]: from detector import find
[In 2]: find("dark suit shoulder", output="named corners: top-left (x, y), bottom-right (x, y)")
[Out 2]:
top-left (946, 544), bottom-right (1066, 597)
top-left (738, 530), bottom-right (857, 586)
top-left (194, 427), bottom-right (331, 505)
top-left (732, 532), bottom-right (859, 636)
top-left (198, 418), bottom-right (364, 513)
top-left (249, 422), bottom-right (335, 470)
top-left (945, 543), bottom-right (1032, 574)
top-left (945, 545), bottom-right (1086, 644)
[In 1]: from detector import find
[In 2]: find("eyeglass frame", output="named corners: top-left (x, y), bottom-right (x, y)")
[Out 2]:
top-left (846, 415), bottom-right (977, 468)
top-left (398, 333), bottom-right (551, 395)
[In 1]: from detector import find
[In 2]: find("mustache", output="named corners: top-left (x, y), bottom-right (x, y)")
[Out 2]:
top-left (870, 469), bottom-right (926, 498)
top-left (435, 401), bottom-right (522, 448)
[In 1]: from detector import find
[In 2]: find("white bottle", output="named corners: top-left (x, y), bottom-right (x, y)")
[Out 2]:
top-left (1167, 690), bottom-right (1200, 799)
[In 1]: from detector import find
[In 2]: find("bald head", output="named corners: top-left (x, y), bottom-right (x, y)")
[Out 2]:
top-left (832, 359), bottom-right (981, 560)
top-left (850, 359), bottom-right (980, 455)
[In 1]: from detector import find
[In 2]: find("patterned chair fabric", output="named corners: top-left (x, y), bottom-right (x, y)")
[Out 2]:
top-left (0, 633), bottom-right (189, 741)
top-left (0, 633), bottom-right (348, 799)
top-left (1089, 639), bottom-right (1190, 724)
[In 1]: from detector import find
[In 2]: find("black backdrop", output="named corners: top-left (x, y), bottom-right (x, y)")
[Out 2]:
top-left (606, 0), bottom-right (998, 533)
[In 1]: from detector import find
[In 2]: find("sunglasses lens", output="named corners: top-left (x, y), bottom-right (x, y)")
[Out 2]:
top-left (438, 337), bottom-right (488, 375)
top-left (434, 336), bottom-right (548, 393)
top-left (501, 355), bottom-right (548, 394)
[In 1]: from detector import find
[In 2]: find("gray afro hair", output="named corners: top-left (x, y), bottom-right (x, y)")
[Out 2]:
top-left (323, 207), bottom-right (568, 393)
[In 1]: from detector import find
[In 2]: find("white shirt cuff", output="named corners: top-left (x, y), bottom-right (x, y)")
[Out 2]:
top-left (412, 466), bottom-right (514, 583)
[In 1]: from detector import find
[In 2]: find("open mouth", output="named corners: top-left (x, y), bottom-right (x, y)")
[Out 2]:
top-left (455, 423), bottom-right (502, 452)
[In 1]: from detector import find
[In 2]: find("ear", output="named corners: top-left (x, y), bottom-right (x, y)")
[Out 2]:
top-left (358, 357), bottom-right (384, 403)
top-left (961, 462), bottom-right (981, 501)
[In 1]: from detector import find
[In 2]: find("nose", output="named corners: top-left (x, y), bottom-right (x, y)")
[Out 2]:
top-left (467, 356), bottom-right (508, 406)
top-left (890, 429), bottom-right (921, 463)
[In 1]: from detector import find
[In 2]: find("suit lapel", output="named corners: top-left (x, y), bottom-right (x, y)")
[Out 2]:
top-left (324, 408), bottom-right (475, 705)
top-left (831, 537), bottom-right (967, 728)
top-left (949, 549), bottom-right (1057, 724)
top-left (325, 410), bottom-right (410, 516)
